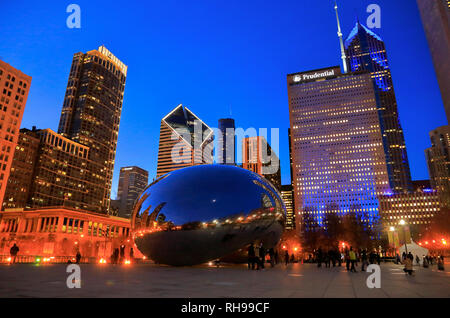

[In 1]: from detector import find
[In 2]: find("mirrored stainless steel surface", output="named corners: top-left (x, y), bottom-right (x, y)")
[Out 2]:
top-left (131, 164), bottom-right (286, 266)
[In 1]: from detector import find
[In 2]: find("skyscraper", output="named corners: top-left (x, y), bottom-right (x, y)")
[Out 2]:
top-left (242, 136), bottom-right (281, 191)
top-left (288, 66), bottom-right (391, 231)
top-left (156, 104), bottom-right (213, 177)
top-left (4, 127), bottom-right (105, 211)
top-left (425, 125), bottom-right (450, 207)
top-left (116, 166), bottom-right (149, 218)
top-left (0, 60), bottom-right (31, 207)
top-left (417, 0), bottom-right (450, 123)
top-left (281, 184), bottom-right (295, 230)
top-left (2, 128), bottom-right (40, 209)
top-left (344, 22), bottom-right (413, 193)
top-left (288, 128), bottom-right (294, 185)
top-left (217, 118), bottom-right (235, 165)
top-left (57, 46), bottom-right (127, 212)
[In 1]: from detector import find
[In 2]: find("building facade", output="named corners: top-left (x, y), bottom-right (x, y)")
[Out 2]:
top-left (344, 22), bottom-right (413, 193)
top-left (281, 184), bottom-right (295, 230)
top-left (2, 128), bottom-right (40, 209)
top-left (425, 125), bottom-right (450, 207)
top-left (217, 118), bottom-right (236, 165)
top-left (116, 166), bottom-right (149, 218)
top-left (156, 104), bottom-right (213, 177)
top-left (0, 60), bottom-right (31, 206)
top-left (57, 46), bottom-right (127, 213)
top-left (288, 66), bottom-right (391, 232)
top-left (417, 0), bottom-right (450, 123)
top-left (3, 128), bottom-right (106, 212)
top-left (242, 136), bottom-right (281, 191)
top-left (0, 207), bottom-right (134, 261)
top-left (379, 188), bottom-right (440, 234)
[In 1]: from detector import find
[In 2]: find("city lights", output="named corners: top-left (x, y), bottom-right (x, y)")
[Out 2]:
top-left (0, 0), bottom-right (449, 302)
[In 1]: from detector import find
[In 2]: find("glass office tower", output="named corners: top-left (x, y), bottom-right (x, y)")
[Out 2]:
top-left (58, 46), bottom-right (127, 213)
top-left (344, 22), bottom-right (412, 193)
top-left (288, 66), bottom-right (391, 231)
top-left (217, 118), bottom-right (235, 165)
top-left (156, 104), bottom-right (213, 177)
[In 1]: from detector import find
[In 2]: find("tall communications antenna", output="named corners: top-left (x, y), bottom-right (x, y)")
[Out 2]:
top-left (334, 1), bottom-right (348, 73)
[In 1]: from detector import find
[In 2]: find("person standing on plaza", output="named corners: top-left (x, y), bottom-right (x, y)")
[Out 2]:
top-left (254, 244), bottom-right (261, 270)
top-left (422, 255), bottom-right (429, 268)
top-left (9, 243), bottom-right (19, 264)
top-left (130, 247), bottom-right (134, 261)
top-left (415, 255), bottom-right (420, 266)
top-left (113, 248), bottom-right (119, 265)
top-left (269, 248), bottom-right (275, 268)
top-left (349, 247), bottom-right (357, 272)
top-left (284, 250), bottom-right (289, 266)
top-left (247, 243), bottom-right (255, 270)
top-left (404, 256), bottom-right (413, 275)
top-left (119, 245), bottom-right (125, 263)
top-left (317, 247), bottom-right (323, 268)
top-left (259, 243), bottom-right (266, 270)
top-left (361, 249), bottom-right (368, 271)
top-left (437, 256), bottom-right (445, 271)
top-left (345, 248), bottom-right (350, 271)
top-left (76, 250), bottom-right (81, 264)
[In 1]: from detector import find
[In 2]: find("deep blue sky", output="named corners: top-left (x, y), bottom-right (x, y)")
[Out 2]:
top-left (0, 0), bottom-right (446, 198)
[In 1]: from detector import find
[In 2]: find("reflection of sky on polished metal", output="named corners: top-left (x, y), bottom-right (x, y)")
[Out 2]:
top-left (137, 165), bottom-right (283, 226)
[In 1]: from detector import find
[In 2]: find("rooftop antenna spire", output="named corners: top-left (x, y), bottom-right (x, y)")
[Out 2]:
top-left (334, 1), bottom-right (348, 73)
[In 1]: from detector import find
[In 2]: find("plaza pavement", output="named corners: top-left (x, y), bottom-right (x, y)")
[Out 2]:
top-left (0, 262), bottom-right (449, 298)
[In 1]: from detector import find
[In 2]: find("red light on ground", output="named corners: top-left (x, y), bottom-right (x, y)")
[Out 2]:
top-left (282, 245), bottom-right (286, 249)
top-left (432, 240), bottom-right (436, 243)
top-left (294, 247), bottom-right (298, 251)
top-left (143, 256), bottom-right (147, 260)
top-left (124, 260), bottom-right (131, 265)
top-left (425, 241), bottom-right (429, 245)
top-left (419, 242), bottom-right (422, 246)
top-left (98, 258), bottom-right (107, 264)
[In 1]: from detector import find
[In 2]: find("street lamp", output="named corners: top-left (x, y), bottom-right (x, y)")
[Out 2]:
top-left (399, 220), bottom-right (408, 255)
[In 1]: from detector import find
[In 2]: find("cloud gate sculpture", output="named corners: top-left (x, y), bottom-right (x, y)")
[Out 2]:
top-left (131, 165), bottom-right (286, 266)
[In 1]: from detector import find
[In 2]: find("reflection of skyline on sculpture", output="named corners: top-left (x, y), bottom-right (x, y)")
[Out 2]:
top-left (132, 165), bottom-right (285, 266)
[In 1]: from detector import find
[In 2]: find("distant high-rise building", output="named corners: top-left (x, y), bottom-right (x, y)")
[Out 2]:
top-left (156, 104), bottom-right (213, 178)
top-left (2, 128), bottom-right (40, 210)
top-left (0, 60), bottom-right (32, 207)
top-left (288, 66), bottom-right (391, 231)
top-left (57, 46), bottom-right (127, 213)
top-left (116, 166), bottom-right (148, 218)
top-left (344, 22), bottom-right (413, 192)
top-left (217, 118), bottom-right (235, 165)
top-left (425, 125), bottom-right (450, 207)
top-left (242, 136), bottom-right (281, 191)
top-left (281, 184), bottom-right (295, 230)
top-left (417, 0), bottom-right (450, 123)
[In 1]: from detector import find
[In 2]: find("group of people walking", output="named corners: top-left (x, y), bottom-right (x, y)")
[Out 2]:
top-left (314, 246), bottom-right (381, 273)
top-left (110, 245), bottom-right (133, 264)
top-left (247, 243), bottom-right (286, 270)
top-left (400, 252), bottom-right (445, 275)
